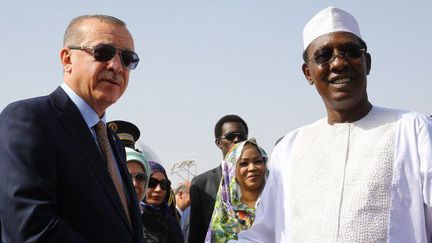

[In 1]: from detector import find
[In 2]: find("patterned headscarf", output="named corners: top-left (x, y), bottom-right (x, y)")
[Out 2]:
top-left (205, 137), bottom-right (268, 243)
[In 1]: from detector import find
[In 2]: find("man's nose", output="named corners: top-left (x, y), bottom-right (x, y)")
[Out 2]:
top-left (233, 135), bottom-right (243, 143)
top-left (329, 52), bottom-right (348, 70)
top-left (106, 52), bottom-right (124, 73)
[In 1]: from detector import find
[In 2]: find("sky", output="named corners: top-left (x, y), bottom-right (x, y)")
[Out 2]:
top-left (1, 0), bottom-right (431, 186)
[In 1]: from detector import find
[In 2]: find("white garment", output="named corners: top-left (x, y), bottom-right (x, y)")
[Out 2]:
top-left (231, 106), bottom-right (432, 243)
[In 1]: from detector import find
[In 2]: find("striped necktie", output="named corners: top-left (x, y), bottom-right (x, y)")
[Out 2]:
top-left (94, 121), bottom-right (131, 225)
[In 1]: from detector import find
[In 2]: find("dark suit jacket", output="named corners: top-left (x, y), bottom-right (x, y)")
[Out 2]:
top-left (0, 87), bottom-right (143, 243)
top-left (189, 166), bottom-right (222, 243)
top-left (180, 206), bottom-right (190, 243)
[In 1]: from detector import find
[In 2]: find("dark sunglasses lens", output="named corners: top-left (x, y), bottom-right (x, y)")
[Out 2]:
top-left (224, 132), bottom-right (246, 141)
top-left (159, 180), bottom-right (170, 190)
top-left (314, 49), bottom-right (333, 64)
top-left (93, 44), bottom-right (116, 62)
top-left (148, 177), bottom-right (158, 188)
top-left (237, 133), bottom-right (247, 140)
top-left (224, 133), bottom-right (235, 140)
top-left (134, 173), bottom-right (147, 183)
top-left (345, 48), bottom-right (363, 58)
top-left (147, 178), bottom-right (170, 190)
top-left (121, 50), bottom-right (139, 70)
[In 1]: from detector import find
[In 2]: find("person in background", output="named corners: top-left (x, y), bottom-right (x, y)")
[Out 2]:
top-left (0, 15), bottom-right (142, 242)
top-left (233, 6), bottom-right (432, 242)
top-left (108, 120), bottom-right (141, 150)
top-left (180, 203), bottom-right (191, 243)
top-left (126, 147), bottom-right (151, 210)
top-left (142, 161), bottom-right (184, 243)
top-left (175, 181), bottom-right (192, 241)
top-left (189, 115), bottom-right (249, 243)
top-left (206, 138), bottom-right (267, 243)
top-left (175, 181), bottom-right (191, 217)
top-left (109, 119), bottom-right (181, 224)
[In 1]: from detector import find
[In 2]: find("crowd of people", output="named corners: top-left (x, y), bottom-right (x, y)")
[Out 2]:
top-left (107, 113), bottom-right (266, 243)
top-left (0, 5), bottom-right (431, 243)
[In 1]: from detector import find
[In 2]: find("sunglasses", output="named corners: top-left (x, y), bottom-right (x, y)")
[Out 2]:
top-left (309, 45), bottom-right (365, 65)
top-left (130, 172), bottom-right (147, 184)
top-left (68, 43), bottom-right (140, 70)
top-left (148, 177), bottom-right (171, 190)
top-left (219, 132), bottom-right (247, 142)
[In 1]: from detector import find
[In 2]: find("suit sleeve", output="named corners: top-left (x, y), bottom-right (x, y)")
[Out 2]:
top-left (0, 102), bottom-right (88, 243)
top-left (188, 178), bottom-right (204, 243)
top-left (181, 207), bottom-right (190, 243)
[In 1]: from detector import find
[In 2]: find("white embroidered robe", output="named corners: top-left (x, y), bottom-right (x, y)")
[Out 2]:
top-left (231, 107), bottom-right (432, 243)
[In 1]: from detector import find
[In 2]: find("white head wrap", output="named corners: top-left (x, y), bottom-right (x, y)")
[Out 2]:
top-left (303, 6), bottom-right (361, 50)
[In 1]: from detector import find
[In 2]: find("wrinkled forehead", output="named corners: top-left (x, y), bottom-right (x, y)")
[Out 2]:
top-left (78, 18), bottom-right (134, 49)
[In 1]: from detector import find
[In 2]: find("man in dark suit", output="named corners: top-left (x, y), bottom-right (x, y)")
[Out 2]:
top-left (189, 115), bottom-right (248, 243)
top-left (175, 181), bottom-right (191, 241)
top-left (0, 15), bottom-right (143, 243)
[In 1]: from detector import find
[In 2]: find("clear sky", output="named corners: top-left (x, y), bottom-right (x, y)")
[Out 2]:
top-left (1, 0), bottom-right (431, 186)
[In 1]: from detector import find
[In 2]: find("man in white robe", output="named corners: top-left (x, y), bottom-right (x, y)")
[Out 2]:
top-left (231, 6), bottom-right (432, 243)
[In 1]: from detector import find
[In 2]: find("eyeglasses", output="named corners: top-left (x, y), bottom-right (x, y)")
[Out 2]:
top-left (68, 43), bottom-right (140, 70)
top-left (148, 177), bottom-right (171, 190)
top-left (308, 45), bottom-right (365, 65)
top-left (130, 172), bottom-right (147, 184)
top-left (218, 132), bottom-right (247, 142)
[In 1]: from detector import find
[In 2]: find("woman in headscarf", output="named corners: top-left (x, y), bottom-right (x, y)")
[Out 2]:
top-left (125, 147), bottom-right (151, 210)
top-left (141, 161), bottom-right (184, 243)
top-left (205, 138), bottom-right (268, 243)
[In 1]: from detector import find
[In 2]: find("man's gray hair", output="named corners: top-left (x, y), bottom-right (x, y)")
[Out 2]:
top-left (175, 181), bottom-right (191, 194)
top-left (63, 15), bottom-right (126, 47)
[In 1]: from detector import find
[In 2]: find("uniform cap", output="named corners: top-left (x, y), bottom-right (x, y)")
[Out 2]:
top-left (107, 120), bottom-right (140, 149)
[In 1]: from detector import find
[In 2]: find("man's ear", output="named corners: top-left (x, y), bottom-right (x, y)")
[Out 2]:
top-left (365, 52), bottom-right (372, 75)
top-left (215, 138), bottom-right (221, 149)
top-left (302, 63), bottom-right (314, 85)
top-left (60, 48), bottom-right (72, 73)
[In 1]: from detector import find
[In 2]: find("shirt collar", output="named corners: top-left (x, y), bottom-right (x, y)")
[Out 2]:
top-left (176, 205), bottom-right (183, 216)
top-left (61, 82), bottom-right (106, 129)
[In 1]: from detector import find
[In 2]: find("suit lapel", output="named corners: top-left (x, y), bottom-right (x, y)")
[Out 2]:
top-left (108, 129), bottom-right (143, 238)
top-left (49, 87), bottom-right (134, 235)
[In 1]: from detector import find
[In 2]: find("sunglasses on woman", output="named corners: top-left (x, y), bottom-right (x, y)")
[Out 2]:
top-left (148, 177), bottom-right (171, 190)
top-left (68, 43), bottom-right (140, 70)
top-left (130, 172), bottom-right (147, 184)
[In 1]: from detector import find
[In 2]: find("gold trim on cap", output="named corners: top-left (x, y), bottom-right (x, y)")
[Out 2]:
top-left (118, 133), bottom-right (134, 142)
top-left (108, 123), bottom-right (118, 132)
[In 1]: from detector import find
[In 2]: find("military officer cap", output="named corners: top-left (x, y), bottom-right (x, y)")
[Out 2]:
top-left (107, 120), bottom-right (140, 149)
